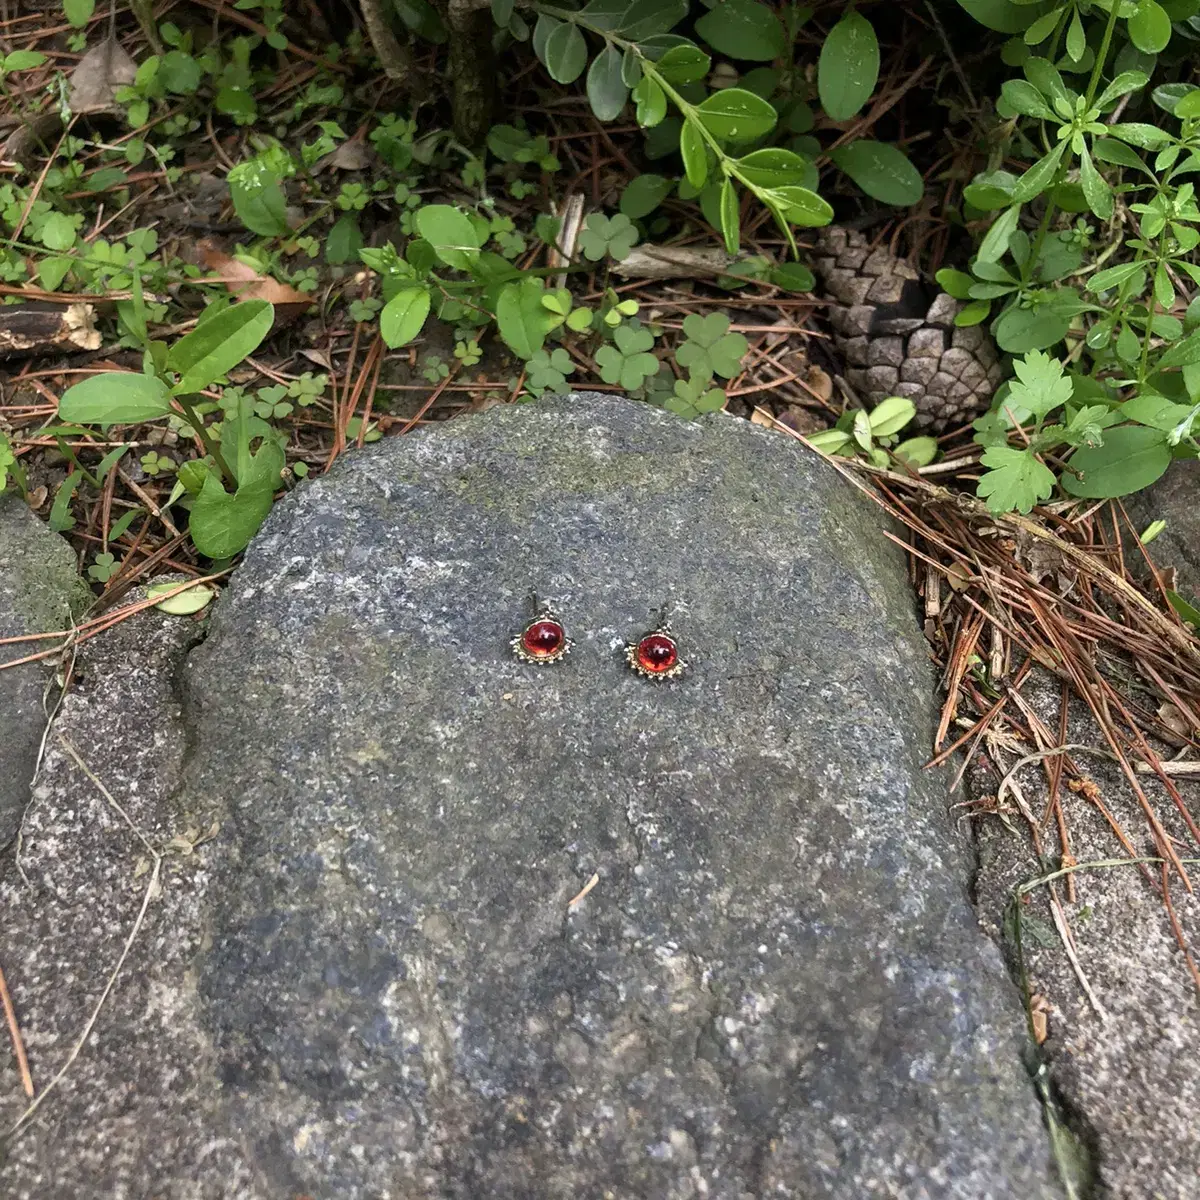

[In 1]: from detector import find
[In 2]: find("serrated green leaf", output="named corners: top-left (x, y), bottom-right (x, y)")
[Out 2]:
top-left (977, 445), bottom-right (1056, 513)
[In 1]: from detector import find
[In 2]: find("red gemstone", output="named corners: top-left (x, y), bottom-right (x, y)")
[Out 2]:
top-left (636, 633), bottom-right (678, 673)
top-left (522, 619), bottom-right (566, 658)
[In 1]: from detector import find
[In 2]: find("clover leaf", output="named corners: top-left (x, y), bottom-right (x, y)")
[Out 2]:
top-left (526, 347), bottom-right (576, 394)
top-left (675, 312), bottom-right (749, 380)
top-left (594, 323), bottom-right (659, 391)
top-left (664, 370), bottom-right (727, 419)
top-left (578, 212), bottom-right (639, 262)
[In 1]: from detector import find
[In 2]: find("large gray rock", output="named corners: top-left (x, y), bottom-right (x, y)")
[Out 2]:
top-left (1, 395), bottom-right (1059, 1197)
top-left (0, 494), bottom-right (89, 848)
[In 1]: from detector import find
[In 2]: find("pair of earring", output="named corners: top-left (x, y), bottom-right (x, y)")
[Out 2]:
top-left (510, 594), bottom-right (686, 680)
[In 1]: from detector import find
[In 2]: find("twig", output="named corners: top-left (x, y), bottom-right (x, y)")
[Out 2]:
top-left (0, 959), bottom-right (34, 1098)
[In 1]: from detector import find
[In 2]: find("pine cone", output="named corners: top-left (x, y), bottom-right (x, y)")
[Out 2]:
top-left (812, 228), bottom-right (1006, 432)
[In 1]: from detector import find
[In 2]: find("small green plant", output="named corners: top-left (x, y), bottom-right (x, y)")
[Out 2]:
top-left (56, 299), bottom-right (283, 558)
top-left (809, 396), bottom-right (937, 471)
top-left (945, 0), bottom-right (1200, 510)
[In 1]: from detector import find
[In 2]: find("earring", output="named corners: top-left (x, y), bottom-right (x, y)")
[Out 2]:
top-left (511, 592), bottom-right (572, 665)
top-left (625, 606), bottom-right (686, 680)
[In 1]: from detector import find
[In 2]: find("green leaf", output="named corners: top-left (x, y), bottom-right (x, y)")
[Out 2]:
top-left (227, 160), bottom-right (290, 237)
top-left (495, 278), bottom-right (560, 359)
top-left (414, 204), bottom-right (482, 271)
top-left (977, 446), bottom-right (1056, 513)
top-left (1156, 328), bottom-right (1200, 369)
top-left (63, 0), bottom-right (95, 26)
top-left (695, 88), bottom-right (777, 141)
top-left (40, 212), bottom-right (78, 251)
top-left (325, 213), bottom-right (363, 265)
top-left (963, 170), bottom-right (1017, 211)
top-left (621, 173), bottom-right (674, 218)
top-left (770, 262), bottom-right (815, 292)
top-left (169, 301), bottom-right (273, 395)
top-left (587, 43), bottom-right (628, 121)
top-left (655, 43), bottom-right (711, 83)
top-left (829, 141), bottom-right (924, 206)
top-left (1167, 590), bottom-right (1200, 628)
top-left (543, 21), bottom-right (588, 84)
top-left (1001, 78), bottom-right (1056, 119)
top-left (49, 470), bottom-right (81, 532)
top-left (189, 468), bottom-right (277, 559)
top-left (977, 203), bottom-right (1022, 264)
top-left (869, 396), bottom-right (916, 436)
top-left (936, 268), bottom-right (975, 300)
top-left (2, 50), bottom-right (47, 71)
top-left (1007, 349), bottom-right (1073, 417)
top-left (694, 0), bottom-right (785, 61)
top-left (1128, 0), bottom-right (1172, 53)
top-left (732, 146), bottom-right (811, 188)
top-left (620, 0), bottom-right (688, 39)
top-left (954, 0), bottom-right (1058, 34)
top-left (994, 303), bottom-right (1072, 353)
top-left (1063, 426), bottom-right (1171, 497)
top-left (675, 311), bottom-right (748, 379)
top-left (680, 120), bottom-right (709, 189)
top-left (1088, 261), bottom-right (1144, 293)
top-left (1010, 142), bottom-right (1066, 203)
top-left (894, 436), bottom-right (939, 467)
top-left (59, 372), bottom-right (174, 424)
top-left (718, 177), bottom-right (740, 254)
top-left (380, 287), bottom-right (431, 348)
top-left (577, 212), bottom-right (639, 260)
top-left (1107, 122), bottom-right (1172, 149)
top-left (633, 76), bottom-right (667, 126)
top-left (765, 185), bottom-right (833, 227)
top-left (1078, 143), bottom-right (1112, 220)
top-left (1095, 70), bottom-right (1150, 109)
top-left (818, 11), bottom-right (880, 120)
top-left (147, 581), bottom-right (216, 615)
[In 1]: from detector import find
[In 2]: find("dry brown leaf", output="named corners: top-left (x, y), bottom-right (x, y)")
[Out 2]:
top-left (314, 135), bottom-right (372, 173)
top-left (806, 364), bottom-right (834, 402)
top-left (69, 37), bottom-right (137, 115)
top-left (1159, 702), bottom-right (1194, 738)
top-left (197, 239), bottom-right (312, 320)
